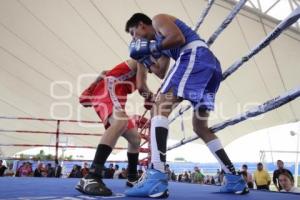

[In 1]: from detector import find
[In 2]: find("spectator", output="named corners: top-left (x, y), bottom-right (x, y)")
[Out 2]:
top-left (4, 163), bottom-right (14, 177)
top-left (165, 164), bottom-right (172, 180)
top-left (279, 172), bottom-right (300, 193)
top-left (69, 165), bottom-right (82, 178)
top-left (46, 163), bottom-right (55, 177)
top-left (191, 166), bottom-right (204, 184)
top-left (119, 168), bottom-right (127, 179)
top-left (18, 162), bottom-right (33, 177)
top-left (214, 169), bottom-right (222, 185)
top-left (81, 162), bottom-right (89, 177)
top-left (0, 160), bottom-right (7, 176)
top-left (241, 164), bottom-right (254, 189)
top-left (113, 164), bottom-right (121, 179)
top-left (183, 171), bottom-right (191, 183)
top-left (254, 162), bottom-right (271, 190)
top-left (104, 163), bottom-right (115, 179)
top-left (54, 159), bottom-right (62, 178)
top-left (171, 170), bottom-right (177, 181)
top-left (204, 175), bottom-right (214, 185)
top-left (188, 171), bottom-right (192, 182)
top-left (15, 162), bottom-right (25, 177)
top-left (273, 160), bottom-right (294, 191)
top-left (178, 173), bottom-right (183, 182)
top-left (211, 176), bottom-right (215, 185)
top-left (218, 170), bottom-right (225, 185)
top-left (34, 163), bottom-right (46, 177)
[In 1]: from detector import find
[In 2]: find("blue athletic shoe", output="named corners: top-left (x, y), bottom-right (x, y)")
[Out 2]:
top-left (220, 174), bottom-right (249, 194)
top-left (124, 169), bottom-right (169, 198)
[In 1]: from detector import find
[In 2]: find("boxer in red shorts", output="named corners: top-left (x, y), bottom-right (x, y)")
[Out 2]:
top-left (76, 59), bottom-right (154, 196)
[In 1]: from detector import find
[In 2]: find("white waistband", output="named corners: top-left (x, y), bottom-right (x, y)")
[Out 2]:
top-left (181, 40), bottom-right (208, 52)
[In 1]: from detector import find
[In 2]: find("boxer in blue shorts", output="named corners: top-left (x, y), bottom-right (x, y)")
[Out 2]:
top-left (124, 13), bottom-right (249, 197)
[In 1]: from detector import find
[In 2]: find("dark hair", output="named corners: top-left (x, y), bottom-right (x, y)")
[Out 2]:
top-left (279, 171), bottom-right (294, 183)
top-left (125, 13), bottom-right (152, 32)
top-left (257, 162), bottom-right (263, 166)
top-left (242, 164), bottom-right (248, 169)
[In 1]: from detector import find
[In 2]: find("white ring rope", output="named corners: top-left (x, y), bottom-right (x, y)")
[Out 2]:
top-left (167, 6), bottom-right (300, 150)
top-left (193, 0), bottom-right (215, 32)
top-left (168, 86), bottom-right (300, 151)
top-left (206, 0), bottom-right (248, 46)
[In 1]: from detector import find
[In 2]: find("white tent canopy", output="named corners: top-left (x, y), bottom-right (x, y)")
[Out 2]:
top-left (0, 0), bottom-right (299, 157)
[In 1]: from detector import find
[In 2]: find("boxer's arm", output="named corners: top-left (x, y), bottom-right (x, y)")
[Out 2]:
top-left (150, 55), bottom-right (170, 79)
top-left (94, 70), bottom-right (108, 82)
top-left (136, 63), bottom-right (152, 98)
top-left (137, 55), bottom-right (170, 80)
top-left (152, 14), bottom-right (185, 49)
top-left (136, 63), bottom-right (153, 98)
top-left (136, 63), bottom-right (156, 110)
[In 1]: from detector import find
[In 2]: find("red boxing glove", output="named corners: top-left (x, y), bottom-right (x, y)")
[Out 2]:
top-left (144, 93), bottom-right (155, 110)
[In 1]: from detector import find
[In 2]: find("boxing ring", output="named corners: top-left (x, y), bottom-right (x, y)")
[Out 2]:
top-left (0, 114), bottom-right (151, 164)
top-left (1, 0), bottom-right (300, 199)
top-left (0, 177), bottom-right (299, 200)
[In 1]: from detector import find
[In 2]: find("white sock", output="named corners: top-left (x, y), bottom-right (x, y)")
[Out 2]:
top-left (150, 115), bottom-right (169, 172)
top-left (207, 139), bottom-right (235, 174)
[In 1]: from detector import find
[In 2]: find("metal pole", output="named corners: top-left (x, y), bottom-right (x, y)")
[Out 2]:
top-left (55, 120), bottom-right (60, 161)
top-left (295, 132), bottom-right (299, 187)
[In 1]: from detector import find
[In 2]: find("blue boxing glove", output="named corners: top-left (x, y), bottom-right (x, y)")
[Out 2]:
top-left (138, 56), bottom-right (154, 71)
top-left (149, 35), bottom-right (164, 59)
top-left (129, 37), bottom-right (163, 60)
top-left (129, 38), bottom-right (151, 60)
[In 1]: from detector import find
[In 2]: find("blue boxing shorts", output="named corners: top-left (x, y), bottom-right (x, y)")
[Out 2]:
top-left (161, 40), bottom-right (222, 111)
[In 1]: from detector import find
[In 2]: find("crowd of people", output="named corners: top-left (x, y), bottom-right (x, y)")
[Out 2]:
top-left (0, 159), bottom-right (299, 194)
top-left (68, 163), bottom-right (143, 179)
top-left (163, 160), bottom-right (300, 194)
top-left (0, 160), bottom-right (62, 178)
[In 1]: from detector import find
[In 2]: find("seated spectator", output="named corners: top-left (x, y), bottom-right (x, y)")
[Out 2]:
top-left (18, 162), bottom-right (33, 177)
top-left (0, 160), bottom-right (7, 176)
top-left (104, 163), bottom-right (115, 179)
top-left (214, 169), bottom-right (222, 185)
top-left (4, 163), bottom-right (14, 177)
top-left (46, 163), bottom-right (55, 177)
top-left (183, 171), bottom-right (191, 183)
top-left (241, 164), bottom-right (254, 189)
top-left (188, 171), bottom-right (192, 182)
top-left (119, 168), bottom-right (127, 179)
top-left (69, 165), bottom-right (83, 178)
top-left (211, 176), bottom-right (215, 185)
top-left (273, 160), bottom-right (294, 191)
top-left (204, 175), bottom-right (214, 185)
top-left (54, 159), bottom-right (62, 178)
top-left (80, 162), bottom-right (89, 177)
top-left (254, 162), bottom-right (271, 190)
top-left (171, 170), bottom-right (177, 181)
top-left (113, 164), bottom-right (121, 179)
top-left (15, 162), bottom-right (25, 177)
top-left (217, 169), bottom-right (225, 185)
top-left (34, 163), bottom-right (46, 177)
top-left (178, 173), bottom-right (183, 182)
top-left (165, 164), bottom-right (172, 180)
top-left (279, 172), bottom-right (300, 193)
top-left (191, 166), bottom-right (204, 184)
